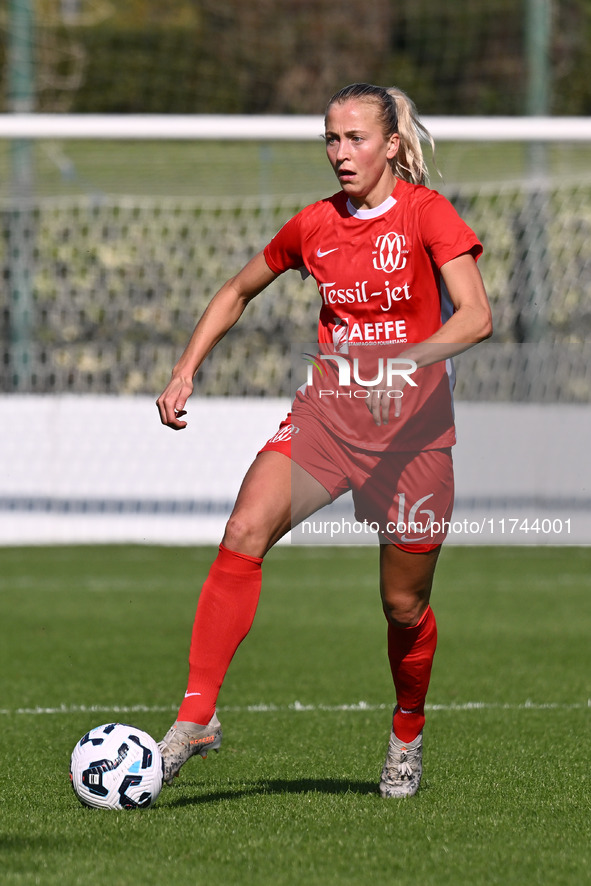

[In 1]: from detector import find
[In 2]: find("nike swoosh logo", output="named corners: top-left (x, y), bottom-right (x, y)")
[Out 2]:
top-left (400, 535), bottom-right (430, 543)
top-left (316, 247), bottom-right (339, 257)
top-left (184, 691), bottom-right (202, 698)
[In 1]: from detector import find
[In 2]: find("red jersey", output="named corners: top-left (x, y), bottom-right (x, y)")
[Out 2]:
top-left (263, 179), bottom-right (483, 451)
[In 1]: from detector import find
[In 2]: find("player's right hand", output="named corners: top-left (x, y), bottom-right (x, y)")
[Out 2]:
top-left (156, 376), bottom-right (193, 429)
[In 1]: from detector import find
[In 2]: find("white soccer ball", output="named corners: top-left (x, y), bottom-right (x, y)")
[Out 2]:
top-left (70, 723), bottom-right (164, 810)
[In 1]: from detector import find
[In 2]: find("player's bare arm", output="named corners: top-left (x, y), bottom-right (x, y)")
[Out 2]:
top-left (157, 252), bottom-right (278, 429)
top-left (405, 253), bottom-right (493, 367)
top-left (367, 253), bottom-right (492, 426)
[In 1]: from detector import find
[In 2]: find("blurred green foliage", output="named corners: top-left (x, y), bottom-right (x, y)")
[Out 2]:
top-left (1, 0), bottom-right (590, 115)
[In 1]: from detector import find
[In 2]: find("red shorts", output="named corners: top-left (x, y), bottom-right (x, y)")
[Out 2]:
top-left (261, 409), bottom-right (454, 552)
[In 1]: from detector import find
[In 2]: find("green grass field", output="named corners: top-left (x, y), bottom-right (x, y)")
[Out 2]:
top-left (0, 544), bottom-right (589, 886)
top-left (2, 139), bottom-right (591, 199)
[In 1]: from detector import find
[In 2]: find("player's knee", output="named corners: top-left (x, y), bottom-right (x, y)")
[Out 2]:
top-left (382, 592), bottom-right (427, 629)
top-left (222, 511), bottom-right (268, 558)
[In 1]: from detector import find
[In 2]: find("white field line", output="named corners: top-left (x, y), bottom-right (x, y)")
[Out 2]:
top-left (0, 700), bottom-right (589, 716)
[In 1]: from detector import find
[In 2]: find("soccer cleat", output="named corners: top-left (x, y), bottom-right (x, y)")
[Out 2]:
top-left (379, 727), bottom-right (423, 798)
top-left (158, 714), bottom-right (222, 785)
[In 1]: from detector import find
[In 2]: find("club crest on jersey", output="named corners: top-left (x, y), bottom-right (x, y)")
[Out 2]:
top-left (372, 232), bottom-right (408, 272)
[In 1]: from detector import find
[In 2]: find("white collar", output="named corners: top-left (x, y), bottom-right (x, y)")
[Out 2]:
top-left (346, 194), bottom-right (397, 219)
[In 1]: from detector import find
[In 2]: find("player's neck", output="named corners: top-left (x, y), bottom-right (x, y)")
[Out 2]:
top-left (347, 176), bottom-right (398, 212)
top-left (346, 193), bottom-right (396, 219)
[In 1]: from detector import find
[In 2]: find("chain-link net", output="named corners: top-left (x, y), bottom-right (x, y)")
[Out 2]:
top-left (1, 158), bottom-right (590, 399)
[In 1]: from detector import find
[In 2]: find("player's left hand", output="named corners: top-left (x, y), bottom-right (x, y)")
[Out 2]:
top-left (156, 373), bottom-right (193, 429)
top-left (366, 378), bottom-right (407, 425)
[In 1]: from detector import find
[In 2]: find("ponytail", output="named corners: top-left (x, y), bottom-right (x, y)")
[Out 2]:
top-left (326, 83), bottom-right (436, 186)
top-left (386, 87), bottom-right (434, 186)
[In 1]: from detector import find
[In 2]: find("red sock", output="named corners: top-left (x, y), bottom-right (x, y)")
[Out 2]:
top-left (387, 606), bottom-right (437, 743)
top-left (177, 543), bottom-right (263, 724)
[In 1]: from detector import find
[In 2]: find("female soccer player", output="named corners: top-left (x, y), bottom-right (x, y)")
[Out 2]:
top-left (156, 83), bottom-right (492, 797)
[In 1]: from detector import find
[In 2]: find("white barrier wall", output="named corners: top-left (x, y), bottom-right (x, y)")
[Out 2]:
top-left (0, 396), bottom-right (589, 545)
top-left (0, 396), bottom-right (288, 545)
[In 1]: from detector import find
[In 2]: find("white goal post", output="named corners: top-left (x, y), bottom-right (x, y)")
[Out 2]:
top-left (1, 114), bottom-right (591, 142)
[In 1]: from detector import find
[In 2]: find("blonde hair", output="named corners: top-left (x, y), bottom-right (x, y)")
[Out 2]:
top-left (325, 83), bottom-right (435, 186)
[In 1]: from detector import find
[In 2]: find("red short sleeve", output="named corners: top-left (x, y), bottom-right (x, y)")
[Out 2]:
top-left (264, 212), bottom-right (305, 274)
top-left (418, 192), bottom-right (483, 267)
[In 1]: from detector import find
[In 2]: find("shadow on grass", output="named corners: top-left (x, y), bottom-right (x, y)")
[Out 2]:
top-left (166, 777), bottom-right (378, 806)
